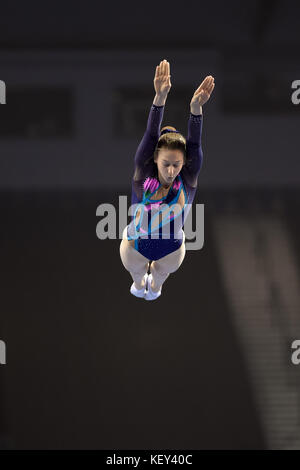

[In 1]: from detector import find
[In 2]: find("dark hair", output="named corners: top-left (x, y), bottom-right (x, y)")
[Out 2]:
top-left (155, 126), bottom-right (186, 161)
top-left (142, 126), bottom-right (186, 179)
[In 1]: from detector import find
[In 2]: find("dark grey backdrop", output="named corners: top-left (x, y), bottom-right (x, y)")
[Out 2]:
top-left (0, 0), bottom-right (299, 450)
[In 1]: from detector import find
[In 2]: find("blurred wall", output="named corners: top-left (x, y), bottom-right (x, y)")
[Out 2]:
top-left (0, 49), bottom-right (299, 190)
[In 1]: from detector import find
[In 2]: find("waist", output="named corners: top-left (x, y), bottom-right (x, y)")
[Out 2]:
top-left (126, 223), bottom-right (185, 241)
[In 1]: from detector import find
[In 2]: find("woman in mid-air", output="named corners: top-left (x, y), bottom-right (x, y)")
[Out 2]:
top-left (120, 59), bottom-right (215, 300)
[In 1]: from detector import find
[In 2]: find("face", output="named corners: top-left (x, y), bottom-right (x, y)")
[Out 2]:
top-left (154, 148), bottom-right (185, 187)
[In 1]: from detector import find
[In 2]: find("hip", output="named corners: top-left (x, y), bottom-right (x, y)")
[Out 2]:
top-left (123, 224), bottom-right (185, 245)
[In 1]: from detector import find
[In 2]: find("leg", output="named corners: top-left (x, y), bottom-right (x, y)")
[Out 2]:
top-left (119, 231), bottom-right (150, 290)
top-left (150, 235), bottom-right (186, 292)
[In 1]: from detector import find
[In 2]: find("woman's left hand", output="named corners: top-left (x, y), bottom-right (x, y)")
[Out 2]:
top-left (190, 75), bottom-right (215, 113)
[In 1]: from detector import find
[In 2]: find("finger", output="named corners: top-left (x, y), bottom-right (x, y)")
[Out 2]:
top-left (158, 61), bottom-right (163, 76)
top-left (204, 79), bottom-right (215, 94)
top-left (195, 76), bottom-right (210, 93)
top-left (207, 82), bottom-right (215, 94)
top-left (204, 76), bottom-right (213, 88)
top-left (166, 61), bottom-right (170, 77)
top-left (157, 61), bottom-right (163, 76)
top-left (196, 78), bottom-right (207, 93)
top-left (204, 79), bottom-right (213, 93)
top-left (163, 59), bottom-right (168, 76)
top-left (206, 78), bottom-right (215, 92)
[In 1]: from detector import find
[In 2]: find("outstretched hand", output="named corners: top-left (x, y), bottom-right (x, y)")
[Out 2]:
top-left (154, 59), bottom-right (171, 97)
top-left (190, 75), bottom-right (215, 114)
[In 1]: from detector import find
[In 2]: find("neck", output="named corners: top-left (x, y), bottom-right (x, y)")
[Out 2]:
top-left (158, 174), bottom-right (171, 190)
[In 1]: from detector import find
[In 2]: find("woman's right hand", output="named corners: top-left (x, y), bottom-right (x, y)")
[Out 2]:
top-left (154, 59), bottom-right (171, 97)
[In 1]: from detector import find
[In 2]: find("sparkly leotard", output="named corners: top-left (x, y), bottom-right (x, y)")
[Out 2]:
top-left (126, 103), bottom-right (203, 261)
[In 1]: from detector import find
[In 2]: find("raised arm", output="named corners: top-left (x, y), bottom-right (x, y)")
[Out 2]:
top-left (184, 76), bottom-right (215, 185)
top-left (134, 60), bottom-right (171, 171)
top-left (133, 101), bottom-right (165, 169)
top-left (185, 112), bottom-right (204, 179)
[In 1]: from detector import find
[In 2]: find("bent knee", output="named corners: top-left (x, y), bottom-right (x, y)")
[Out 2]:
top-left (152, 252), bottom-right (185, 275)
top-left (120, 239), bottom-right (148, 273)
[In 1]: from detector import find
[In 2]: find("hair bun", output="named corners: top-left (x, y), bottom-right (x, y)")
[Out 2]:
top-left (160, 128), bottom-right (180, 136)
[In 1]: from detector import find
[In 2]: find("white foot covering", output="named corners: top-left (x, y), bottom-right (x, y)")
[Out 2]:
top-left (144, 273), bottom-right (162, 301)
top-left (130, 273), bottom-right (148, 298)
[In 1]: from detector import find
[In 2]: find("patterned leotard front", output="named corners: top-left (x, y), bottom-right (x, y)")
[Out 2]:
top-left (126, 103), bottom-right (203, 261)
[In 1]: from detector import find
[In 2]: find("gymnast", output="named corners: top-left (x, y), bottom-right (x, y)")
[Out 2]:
top-left (120, 59), bottom-right (215, 300)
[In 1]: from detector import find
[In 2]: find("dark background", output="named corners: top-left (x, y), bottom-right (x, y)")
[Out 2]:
top-left (0, 0), bottom-right (300, 450)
